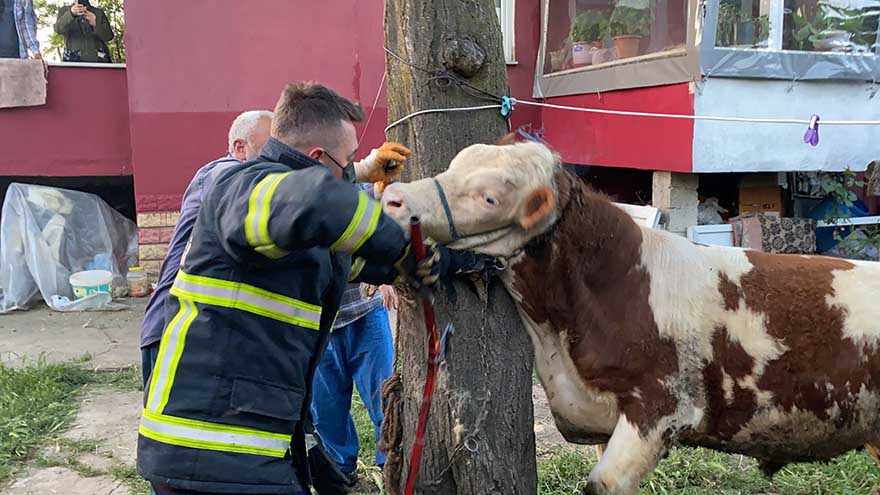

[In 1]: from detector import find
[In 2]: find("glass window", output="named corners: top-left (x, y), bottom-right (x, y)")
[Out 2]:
top-left (714, 0), bottom-right (772, 48)
top-left (543, 0), bottom-right (688, 75)
top-left (783, 0), bottom-right (879, 53)
top-left (714, 0), bottom-right (878, 51)
top-left (496, 0), bottom-right (516, 63)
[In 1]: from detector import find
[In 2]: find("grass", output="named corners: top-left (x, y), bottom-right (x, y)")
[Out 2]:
top-left (109, 463), bottom-right (152, 495)
top-left (352, 391), bottom-right (385, 493)
top-left (0, 359), bottom-right (92, 484)
top-left (0, 357), bottom-right (144, 487)
top-left (537, 445), bottom-right (880, 495)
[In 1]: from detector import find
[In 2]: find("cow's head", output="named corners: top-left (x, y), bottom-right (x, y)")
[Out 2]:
top-left (381, 140), bottom-right (562, 257)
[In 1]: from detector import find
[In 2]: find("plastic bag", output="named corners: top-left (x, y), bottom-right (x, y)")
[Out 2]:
top-left (0, 183), bottom-right (138, 312)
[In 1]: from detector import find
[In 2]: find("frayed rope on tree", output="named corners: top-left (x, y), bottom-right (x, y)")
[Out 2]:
top-left (379, 373), bottom-right (403, 495)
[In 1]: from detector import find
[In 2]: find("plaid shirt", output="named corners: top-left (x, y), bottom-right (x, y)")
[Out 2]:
top-left (333, 181), bottom-right (383, 329)
top-left (334, 284), bottom-right (382, 329)
top-left (13, 0), bottom-right (40, 58)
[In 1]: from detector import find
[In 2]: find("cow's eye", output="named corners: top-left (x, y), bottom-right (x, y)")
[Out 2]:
top-left (485, 196), bottom-right (497, 205)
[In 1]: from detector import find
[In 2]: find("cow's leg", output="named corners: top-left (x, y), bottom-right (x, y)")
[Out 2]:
top-left (866, 441), bottom-right (880, 465)
top-left (583, 415), bottom-right (667, 495)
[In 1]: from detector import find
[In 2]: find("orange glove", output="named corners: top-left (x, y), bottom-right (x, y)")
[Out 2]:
top-left (354, 142), bottom-right (411, 183)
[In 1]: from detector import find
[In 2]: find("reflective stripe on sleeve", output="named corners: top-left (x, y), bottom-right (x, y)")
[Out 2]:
top-left (348, 257), bottom-right (366, 282)
top-left (330, 191), bottom-right (381, 255)
top-left (245, 173), bottom-right (291, 259)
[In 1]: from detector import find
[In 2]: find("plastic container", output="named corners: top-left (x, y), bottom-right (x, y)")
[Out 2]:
top-left (807, 198), bottom-right (869, 252)
top-left (69, 270), bottom-right (113, 300)
top-left (127, 266), bottom-right (151, 297)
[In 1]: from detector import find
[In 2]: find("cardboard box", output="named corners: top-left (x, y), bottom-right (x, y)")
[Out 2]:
top-left (739, 186), bottom-right (783, 215)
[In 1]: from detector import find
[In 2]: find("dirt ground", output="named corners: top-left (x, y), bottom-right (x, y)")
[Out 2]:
top-left (0, 300), bottom-right (143, 370)
top-left (0, 299), bottom-right (573, 495)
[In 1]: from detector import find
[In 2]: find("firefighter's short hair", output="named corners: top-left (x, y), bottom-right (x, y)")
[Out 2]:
top-left (271, 82), bottom-right (365, 143)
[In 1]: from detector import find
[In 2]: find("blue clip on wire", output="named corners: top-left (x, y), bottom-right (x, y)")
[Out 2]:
top-left (501, 96), bottom-right (515, 118)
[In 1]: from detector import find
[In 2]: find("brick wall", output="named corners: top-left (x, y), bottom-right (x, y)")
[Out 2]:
top-left (137, 211), bottom-right (179, 279)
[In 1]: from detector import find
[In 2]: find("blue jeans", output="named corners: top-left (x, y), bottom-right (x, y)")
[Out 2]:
top-left (310, 306), bottom-right (393, 474)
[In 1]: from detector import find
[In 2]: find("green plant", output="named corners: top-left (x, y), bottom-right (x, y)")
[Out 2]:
top-left (716, 2), bottom-right (746, 46)
top-left (0, 359), bottom-right (91, 483)
top-left (791, 2), bottom-right (876, 51)
top-left (609, 6), bottom-right (652, 38)
top-left (717, 1), bottom-right (770, 47)
top-left (570, 11), bottom-right (609, 43)
top-left (820, 169), bottom-right (880, 259)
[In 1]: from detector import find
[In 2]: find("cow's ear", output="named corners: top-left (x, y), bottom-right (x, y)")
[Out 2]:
top-left (496, 132), bottom-right (518, 146)
top-left (519, 186), bottom-right (555, 230)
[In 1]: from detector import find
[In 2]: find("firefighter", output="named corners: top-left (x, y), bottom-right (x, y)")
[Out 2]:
top-left (136, 82), bottom-right (487, 495)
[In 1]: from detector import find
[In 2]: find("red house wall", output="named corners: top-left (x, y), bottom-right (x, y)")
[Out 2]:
top-left (0, 66), bottom-right (131, 177)
top-left (125, 0), bottom-right (388, 212)
top-left (541, 85), bottom-right (694, 172)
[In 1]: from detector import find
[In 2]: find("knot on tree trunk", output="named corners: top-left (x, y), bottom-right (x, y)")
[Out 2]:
top-left (441, 36), bottom-right (486, 78)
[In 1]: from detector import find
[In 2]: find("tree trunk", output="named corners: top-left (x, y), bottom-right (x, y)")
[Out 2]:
top-left (384, 1), bottom-right (537, 494)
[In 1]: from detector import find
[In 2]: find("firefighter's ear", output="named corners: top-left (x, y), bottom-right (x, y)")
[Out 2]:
top-left (518, 186), bottom-right (555, 230)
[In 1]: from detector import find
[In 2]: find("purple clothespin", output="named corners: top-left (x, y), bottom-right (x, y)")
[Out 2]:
top-left (803, 114), bottom-right (820, 146)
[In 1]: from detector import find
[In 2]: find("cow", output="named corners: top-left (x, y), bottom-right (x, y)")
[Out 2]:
top-left (379, 140), bottom-right (880, 495)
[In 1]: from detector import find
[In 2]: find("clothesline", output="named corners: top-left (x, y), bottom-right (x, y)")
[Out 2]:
top-left (384, 97), bottom-right (880, 134)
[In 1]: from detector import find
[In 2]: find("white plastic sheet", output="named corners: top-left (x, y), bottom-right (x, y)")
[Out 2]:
top-left (0, 183), bottom-right (138, 312)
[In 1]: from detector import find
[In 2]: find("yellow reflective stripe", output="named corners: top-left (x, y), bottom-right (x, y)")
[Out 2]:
top-left (142, 409), bottom-right (290, 441)
top-left (140, 410), bottom-right (290, 458)
top-left (245, 175), bottom-right (272, 246)
top-left (139, 425), bottom-right (287, 458)
top-left (351, 202), bottom-right (381, 254)
top-left (348, 257), bottom-right (366, 282)
top-left (331, 191), bottom-right (368, 252)
top-left (146, 298), bottom-right (198, 414)
top-left (172, 271), bottom-right (322, 330)
top-left (255, 243), bottom-right (289, 260)
top-left (245, 173), bottom-right (290, 259)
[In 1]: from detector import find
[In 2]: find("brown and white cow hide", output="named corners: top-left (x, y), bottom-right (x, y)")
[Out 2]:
top-left (503, 176), bottom-right (880, 494)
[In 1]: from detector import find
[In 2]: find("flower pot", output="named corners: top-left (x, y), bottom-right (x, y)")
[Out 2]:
top-left (572, 42), bottom-right (594, 66)
top-left (613, 35), bottom-right (642, 59)
top-left (549, 49), bottom-right (566, 71)
top-left (812, 30), bottom-right (851, 52)
top-left (735, 21), bottom-right (755, 46)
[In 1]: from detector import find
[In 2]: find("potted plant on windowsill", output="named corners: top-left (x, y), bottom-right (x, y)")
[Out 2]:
top-left (549, 37), bottom-right (571, 71)
top-left (609, 6), bottom-right (651, 59)
top-left (570, 11), bottom-right (608, 66)
top-left (791, 2), bottom-right (873, 52)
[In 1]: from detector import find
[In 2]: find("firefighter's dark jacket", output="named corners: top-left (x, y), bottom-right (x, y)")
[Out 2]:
top-left (137, 138), bottom-right (408, 493)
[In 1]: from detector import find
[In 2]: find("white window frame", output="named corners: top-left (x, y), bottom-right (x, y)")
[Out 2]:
top-left (497, 0), bottom-right (517, 64)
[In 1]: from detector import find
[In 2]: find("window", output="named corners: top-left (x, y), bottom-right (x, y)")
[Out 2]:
top-left (496, 0), bottom-right (517, 63)
top-left (543, 0), bottom-right (688, 75)
top-left (702, 0), bottom-right (879, 79)
top-left (534, 0), bottom-right (701, 96)
top-left (714, 0), bottom-right (878, 52)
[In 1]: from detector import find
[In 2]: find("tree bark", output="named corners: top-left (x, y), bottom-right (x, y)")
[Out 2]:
top-left (384, 1), bottom-right (537, 494)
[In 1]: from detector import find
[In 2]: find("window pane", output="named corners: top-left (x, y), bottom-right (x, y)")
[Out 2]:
top-left (715, 0), bottom-right (773, 47)
top-left (782, 0), bottom-right (879, 52)
top-left (544, 0), bottom-right (687, 75)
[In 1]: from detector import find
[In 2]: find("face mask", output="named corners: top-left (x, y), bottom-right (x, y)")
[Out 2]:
top-left (341, 163), bottom-right (356, 183)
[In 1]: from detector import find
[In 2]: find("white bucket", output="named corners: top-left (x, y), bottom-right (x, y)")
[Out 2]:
top-left (69, 270), bottom-right (113, 300)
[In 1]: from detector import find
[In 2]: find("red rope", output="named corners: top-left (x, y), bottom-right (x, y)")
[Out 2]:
top-left (403, 219), bottom-right (442, 495)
